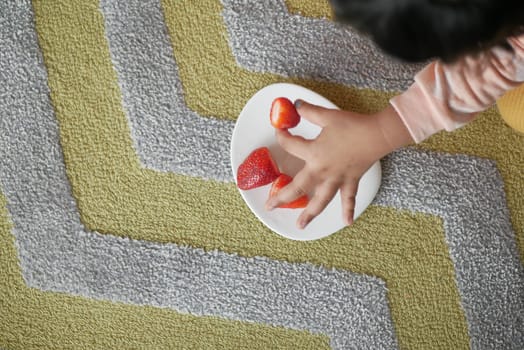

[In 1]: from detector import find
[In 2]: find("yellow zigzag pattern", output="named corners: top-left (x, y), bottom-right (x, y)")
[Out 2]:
top-left (1, 0), bottom-right (523, 349)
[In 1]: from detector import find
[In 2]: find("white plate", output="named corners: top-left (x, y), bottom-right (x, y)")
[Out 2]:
top-left (230, 83), bottom-right (381, 241)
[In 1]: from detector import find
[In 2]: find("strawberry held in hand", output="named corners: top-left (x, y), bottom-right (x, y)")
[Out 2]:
top-left (237, 147), bottom-right (280, 190)
top-left (270, 97), bottom-right (301, 129)
top-left (269, 174), bottom-right (309, 209)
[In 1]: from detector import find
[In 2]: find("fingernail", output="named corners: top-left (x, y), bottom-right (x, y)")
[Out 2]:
top-left (297, 218), bottom-right (309, 229)
top-left (294, 99), bottom-right (303, 108)
top-left (266, 201), bottom-right (275, 211)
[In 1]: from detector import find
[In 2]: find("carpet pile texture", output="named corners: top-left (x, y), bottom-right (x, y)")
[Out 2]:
top-left (0, 0), bottom-right (523, 349)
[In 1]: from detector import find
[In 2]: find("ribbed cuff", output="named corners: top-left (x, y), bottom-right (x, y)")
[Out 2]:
top-left (389, 83), bottom-right (447, 143)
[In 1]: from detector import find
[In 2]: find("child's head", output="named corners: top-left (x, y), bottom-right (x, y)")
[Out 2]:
top-left (329, 0), bottom-right (524, 62)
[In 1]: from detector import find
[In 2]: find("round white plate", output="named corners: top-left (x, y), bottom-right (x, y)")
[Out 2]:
top-left (230, 83), bottom-right (381, 241)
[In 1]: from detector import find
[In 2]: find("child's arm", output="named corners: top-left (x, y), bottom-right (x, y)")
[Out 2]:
top-left (266, 34), bottom-right (524, 229)
top-left (391, 34), bottom-right (524, 143)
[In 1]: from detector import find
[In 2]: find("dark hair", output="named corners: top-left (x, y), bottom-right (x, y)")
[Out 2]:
top-left (329, 0), bottom-right (524, 62)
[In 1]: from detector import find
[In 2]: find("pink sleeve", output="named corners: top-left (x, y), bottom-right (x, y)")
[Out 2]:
top-left (390, 34), bottom-right (524, 143)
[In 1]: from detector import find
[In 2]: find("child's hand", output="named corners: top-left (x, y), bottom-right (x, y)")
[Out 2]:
top-left (265, 100), bottom-right (413, 229)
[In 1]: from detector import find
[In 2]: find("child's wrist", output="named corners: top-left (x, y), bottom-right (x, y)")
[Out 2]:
top-left (374, 105), bottom-right (414, 155)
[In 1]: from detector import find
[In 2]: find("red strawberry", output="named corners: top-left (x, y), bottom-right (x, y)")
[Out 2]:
top-left (269, 174), bottom-right (309, 209)
top-left (237, 147), bottom-right (280, 190)
top-left (270, 97), bottom-right (300, 129)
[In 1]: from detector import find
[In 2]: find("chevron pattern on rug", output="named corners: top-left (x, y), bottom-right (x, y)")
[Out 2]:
top-left (0, 0), bottom-right (523, 349)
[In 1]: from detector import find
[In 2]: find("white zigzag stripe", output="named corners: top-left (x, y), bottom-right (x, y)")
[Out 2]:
top-left (0, 1), bottom-right (399, 349)
top-left (101, 0), bottom-right (235, 181)
top-left (220, 0), bottom-right (425, 91)
top-left (0, 0), bottom-right (522, 349)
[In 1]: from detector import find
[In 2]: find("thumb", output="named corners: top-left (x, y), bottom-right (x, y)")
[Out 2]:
top-left (275, 129), bottom-right (310, 160)
top-left (294, 99), bottom-right (336, 127)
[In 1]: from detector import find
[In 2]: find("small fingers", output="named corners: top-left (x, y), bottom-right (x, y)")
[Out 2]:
top-left (296, 182), bottom-right (339, 229)
top-left (265, 170), bottom-right (314, 210)
top-left (340, 179), bottom-right (359, 226)
top-left (275, 129), bottom-right (310, 160)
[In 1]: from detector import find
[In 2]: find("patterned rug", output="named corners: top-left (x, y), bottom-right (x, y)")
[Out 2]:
top-left (1, 1), bottom-right (523, 349)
